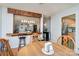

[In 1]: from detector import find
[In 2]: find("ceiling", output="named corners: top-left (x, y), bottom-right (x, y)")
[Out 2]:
top-left (0, 3), bottom-right (79, 16)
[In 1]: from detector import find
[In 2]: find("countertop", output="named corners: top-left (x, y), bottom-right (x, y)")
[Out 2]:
top-left (6, 32), bottom-right (41, 36)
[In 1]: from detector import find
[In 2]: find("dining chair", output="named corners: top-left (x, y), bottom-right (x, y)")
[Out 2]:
top-left (0, 38), bottom-right (13, 56)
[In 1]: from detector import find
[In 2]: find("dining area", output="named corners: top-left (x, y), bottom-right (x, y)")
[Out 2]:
top-left (0, 6), bottom-right (78, 56)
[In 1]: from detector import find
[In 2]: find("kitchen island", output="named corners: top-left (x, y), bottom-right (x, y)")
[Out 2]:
top-left (6, 32), bottom-right (33, 48)
top-left (6, 32), bottom-right (41, 48)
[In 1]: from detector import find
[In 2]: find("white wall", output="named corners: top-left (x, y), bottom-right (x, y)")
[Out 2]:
top-left (51, 5), bottom-right (79, 53)
top-left (0, 7), bottom-right (2, 37)
top-left (40, 14), bottom-right (43, 39)
top-left (0, 7), bottom-right (13, 37)
top-left (1, 7), bottom-right (13, 38)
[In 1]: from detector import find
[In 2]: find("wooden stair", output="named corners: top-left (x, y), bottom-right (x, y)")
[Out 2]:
top-left (0, 38), bottom-right (14, 56)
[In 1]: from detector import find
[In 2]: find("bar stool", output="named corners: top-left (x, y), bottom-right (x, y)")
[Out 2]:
top-left (18, 36), bottom-right (26, 50)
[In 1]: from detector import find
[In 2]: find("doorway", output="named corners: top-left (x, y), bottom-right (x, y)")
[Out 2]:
top-left (61, 14), bottom-right (75, 50)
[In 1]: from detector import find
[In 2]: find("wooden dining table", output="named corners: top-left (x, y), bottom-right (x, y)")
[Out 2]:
top-left (17, 41), bottom-right (76, 56)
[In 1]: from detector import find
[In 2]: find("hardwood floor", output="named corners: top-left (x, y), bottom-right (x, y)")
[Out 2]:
top-left (11, 48), bottom-right (18, 56)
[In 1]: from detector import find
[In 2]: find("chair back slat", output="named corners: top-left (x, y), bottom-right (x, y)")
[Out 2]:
top-left (0, 38), bottom-right (14, 56)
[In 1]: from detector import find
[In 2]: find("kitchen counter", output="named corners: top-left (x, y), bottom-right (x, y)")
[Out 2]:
top-left (6, 32), bottom-right (41, 48)
top-left (6, 32), bottom-right (33, 36)
top-left (6, 32), bottom-right (42, 36)
top-left (6, 32), bottom-right (33, 48)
